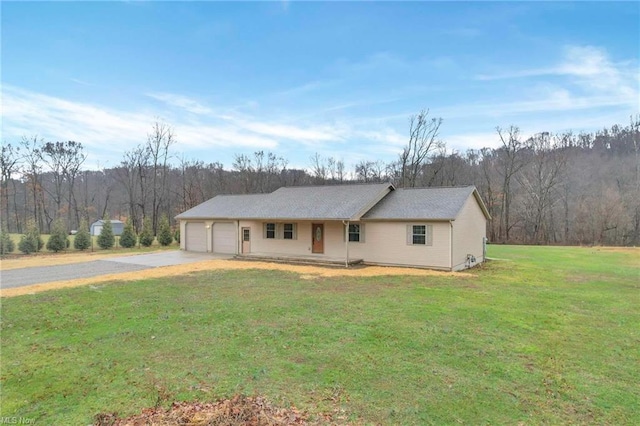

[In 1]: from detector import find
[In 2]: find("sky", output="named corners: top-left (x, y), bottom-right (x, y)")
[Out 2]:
top-left (2, 1), bottom-right (638, 171)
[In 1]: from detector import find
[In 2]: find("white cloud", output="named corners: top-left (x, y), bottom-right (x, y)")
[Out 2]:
top-left (274, 80), bottom-right (337, 98)
top-left (446, 132), bottom-right (500, 151)
top-left (146, 92), bottom-right (216, 116)
top-left (2, 85), bottom-right (153, 154)
top-left (1, 86), bottom-right (367, 169)
top-left (175, 125), bottom-right (279, 150)
top-left (475, 44), bottom-right (638, 109)
top-left (1, 86), bottom-right (285, 167)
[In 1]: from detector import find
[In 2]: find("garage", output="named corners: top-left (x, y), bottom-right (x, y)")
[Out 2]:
top-left (185, 222), bottom-right (207, 252)
top-left (212, 222), bottom-right (236, 254)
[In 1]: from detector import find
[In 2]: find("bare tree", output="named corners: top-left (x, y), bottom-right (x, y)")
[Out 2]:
top-left (399, 109), bottom-right (443, 187)
top-left (496, 125), bottom-right (526, 241)
top-left (39, 141), bottom-right (86, 228)
top-left (20, 136), bottom-right (46, 230)
top-left (629, 115), bottom-right (640, 244)
top-left (0, 143), bottom-right (20, 231)
top-left (355, 160), bottom-right (373, 182)
top-left (310, 153), bottom-right (328, 183)
top-left (146, 121), bottom-right (176, 233)
top-left (517, 132), bottom-right (567, 244)
top-left (477, 148), bottom-right (500, 241)
top-left (335, 159), bottom-right (346, 183)
top-left (177, 157), bottom-right (205, 211)
top-left (116, 146), bottom-right (150, 231)
top-left (232, 153), bottom-right (254, 193)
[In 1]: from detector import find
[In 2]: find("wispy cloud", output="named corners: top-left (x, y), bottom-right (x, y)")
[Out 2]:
top-left (69, 78), bottom-right (93, 86)
top-left (1, 86), bottom-right (284, 167)
top-left (2, 86), bottom-right (385, 168)
top-left (446, 132), bottom-right (499, 152)
top-left (274, 80), bottom-right (337, 98)
top-left (476, 45), bottom-right (638, 104)
top-left (146, 92), bottom-right (217, 116)
top-left (2, 85), bottom-right (153, 156)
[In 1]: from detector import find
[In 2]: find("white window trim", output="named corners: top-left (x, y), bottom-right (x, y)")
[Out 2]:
top-left (264, 222), bottom-right (297, 240)
top-left (406, 224), bottom-right (433, 246)
top-left (344, 223), bottom-right (365, 243)
top-left (264, 222), bottom-right (276, 239)
top-left (281, 223), bottom-right (297, 240)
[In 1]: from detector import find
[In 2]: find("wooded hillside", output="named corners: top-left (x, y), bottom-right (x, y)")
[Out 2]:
top-left (2, 113), bottom-right (638, 246)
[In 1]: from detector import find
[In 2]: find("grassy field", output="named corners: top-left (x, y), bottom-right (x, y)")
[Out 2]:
top-left (1, 245), bottom-right (638, 424)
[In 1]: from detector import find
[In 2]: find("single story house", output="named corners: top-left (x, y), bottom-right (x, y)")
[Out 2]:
top-left (175, 183), bottom-right (490, 271)
top-left (90, 219), bottom-right (125, 236)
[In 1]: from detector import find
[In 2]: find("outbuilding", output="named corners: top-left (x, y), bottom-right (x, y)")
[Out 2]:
top-left (175, 183), bottom-right (491, 271)
top-left (90, 219), bottom-right (125, 236)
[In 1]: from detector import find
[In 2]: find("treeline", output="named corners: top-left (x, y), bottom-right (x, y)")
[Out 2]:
top-left (1, 112), bottom-right (638, 246)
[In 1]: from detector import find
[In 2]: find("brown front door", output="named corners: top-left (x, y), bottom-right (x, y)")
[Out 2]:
top-left (312, 223), bottom-right (324, 253)
top-left (241, 227), bottom-right (251, 253)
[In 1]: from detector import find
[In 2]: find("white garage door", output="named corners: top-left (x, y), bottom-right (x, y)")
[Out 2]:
top-left (212, 222), bottom-right (236, 254)
top-left (185, 222), bottom-right (207, 252)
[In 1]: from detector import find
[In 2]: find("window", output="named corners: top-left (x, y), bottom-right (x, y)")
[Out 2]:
top-left (283, 223), bottom-right (296, 240)
top-left (264, 223), bottom-right (276, 239)
top-left (344, 223), bottom-right (364, 242)
top-left (348, 224), bottom-right (361, 242)
top-left (407, 224), bottom-right (432, 246)
top-left (243, 228), bottom-right (250, 241)
top-left (412, 225), bottom-right (426, 245)
top-left (263, 222), bottom-right (296, 240)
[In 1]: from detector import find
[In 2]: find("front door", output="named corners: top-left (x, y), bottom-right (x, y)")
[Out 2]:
top-left (242, 227), bottom-right (251, 254)
top-left (312, 223), bottom-right (324, 254)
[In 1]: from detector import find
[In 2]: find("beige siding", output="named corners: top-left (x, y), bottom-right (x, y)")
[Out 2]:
top-left (180, 220), bottom-right (186, 250)
top-left (451, 196), bottom-right (487, 270)
top-left (239, 219), bottom-right (451, 268)
top-left (238, 220), bottom-right (347, 258)
top-left (351, 221), bottom-right (451, 269)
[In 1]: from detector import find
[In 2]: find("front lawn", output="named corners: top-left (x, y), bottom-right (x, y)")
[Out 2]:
top-left (1, 245), bottom-right (638, 424)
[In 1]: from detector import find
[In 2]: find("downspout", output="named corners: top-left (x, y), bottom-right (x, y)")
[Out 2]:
top-left (342, 220), bottom-right (350, 268)
top-left (449, 220), bottom-right (454, 272)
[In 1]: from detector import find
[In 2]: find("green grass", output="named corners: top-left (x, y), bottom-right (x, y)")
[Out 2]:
top-left (1, 245), bottom-right (638, 424)
top-left (5, 233), bottom-right (177, 255)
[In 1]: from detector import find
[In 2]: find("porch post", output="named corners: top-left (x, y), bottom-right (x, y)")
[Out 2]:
top-left (344, 220), bottom-right (350, 268)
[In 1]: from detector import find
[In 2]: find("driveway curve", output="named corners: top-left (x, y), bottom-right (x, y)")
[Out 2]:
top-left (0, 251), bottom-right (229, 289)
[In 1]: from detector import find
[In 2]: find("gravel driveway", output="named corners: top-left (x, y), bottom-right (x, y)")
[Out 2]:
top-left (0, 251), bottom-right (229, 289)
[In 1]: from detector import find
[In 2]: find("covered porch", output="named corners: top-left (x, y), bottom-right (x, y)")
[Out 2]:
top-left (236, 252), bottom-right (363, 267)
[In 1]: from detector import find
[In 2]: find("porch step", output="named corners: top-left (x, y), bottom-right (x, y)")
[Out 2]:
top-left (235, 254), bottom-right (363, 268)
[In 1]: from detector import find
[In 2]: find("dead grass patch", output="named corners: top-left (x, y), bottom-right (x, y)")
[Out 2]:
top-left (1, 258), bottom-right (466, 298)
top-left (94, 395), bottom-right (345, 426)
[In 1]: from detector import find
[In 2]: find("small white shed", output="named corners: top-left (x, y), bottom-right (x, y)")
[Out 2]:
top-left (90, 219), bottom-right (125, 236)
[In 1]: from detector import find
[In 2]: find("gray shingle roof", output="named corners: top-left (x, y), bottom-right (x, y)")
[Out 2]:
top-left (175, 193), bottom-right (272, 220)
top-left (91, 219), bottom-right (124, 225)
top-left (175, 183), bottom-right (394, 220)
top-left (362, 186), bottom-right (486, 220)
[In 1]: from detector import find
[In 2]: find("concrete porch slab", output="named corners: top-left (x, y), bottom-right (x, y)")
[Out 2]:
top-left (236, 252), bottom-right (363, 267)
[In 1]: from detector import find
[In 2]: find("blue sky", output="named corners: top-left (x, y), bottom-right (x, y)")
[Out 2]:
top-left (2, 1), bottom-right (638, 170)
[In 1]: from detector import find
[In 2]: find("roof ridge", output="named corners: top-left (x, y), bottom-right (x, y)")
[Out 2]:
top-left (276, 182), bottom-right (393, 190)
top-left (397, 185), bottom-right (475, 190)
top-left (213, 193), bottom-right (272, 197)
